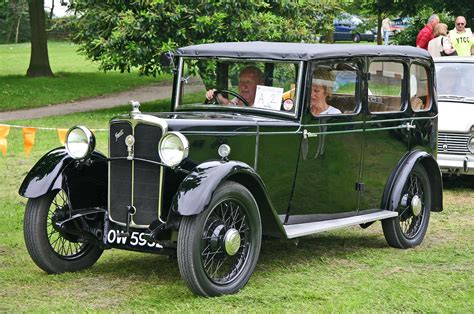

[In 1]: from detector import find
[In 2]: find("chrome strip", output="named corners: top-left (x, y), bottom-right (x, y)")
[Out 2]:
top-left (180, 131), bottom-right (299, 136)
top-left (305, 115), bottom-right (436, 128)
top-left (254, 123), bottom-right (260, 171)
top-left (174, 57), bottom-right (184, 110)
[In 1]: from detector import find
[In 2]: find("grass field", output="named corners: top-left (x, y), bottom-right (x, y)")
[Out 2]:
top-left (0, 104), bottom-right (473, 311)
top-left (0, 42), bottom-right (171, 112)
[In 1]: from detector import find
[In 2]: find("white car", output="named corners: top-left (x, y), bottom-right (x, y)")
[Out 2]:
top-left (434, 56), bottom-right (474, 175)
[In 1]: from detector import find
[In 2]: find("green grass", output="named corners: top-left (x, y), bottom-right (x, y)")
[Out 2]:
top-left (0, 42), bottom-right (171, 112)
top-left (0, 105), bottom-right (473, 311)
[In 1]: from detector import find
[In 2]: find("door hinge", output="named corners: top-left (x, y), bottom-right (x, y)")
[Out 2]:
top-left (355, 182), bottom-right (365, 191)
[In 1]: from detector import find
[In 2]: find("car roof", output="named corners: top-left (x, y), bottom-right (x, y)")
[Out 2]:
top-left (433, 56), bottom-right (474, 63)
top-left (176, 42), bottom-right (431, 61)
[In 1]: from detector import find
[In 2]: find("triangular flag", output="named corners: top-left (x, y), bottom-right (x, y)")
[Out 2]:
top-left (22, 127), bottom-right (37, 157)
top-left (0, 125), bottom-right (11, 156)
top-left (57, 128), bottom-right (68, 145)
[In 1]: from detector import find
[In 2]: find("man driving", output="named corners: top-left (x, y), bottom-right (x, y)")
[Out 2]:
top-left (205, 66), bottom-right (264, 106)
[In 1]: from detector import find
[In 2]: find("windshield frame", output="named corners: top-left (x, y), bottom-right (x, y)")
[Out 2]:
top-left (173, 56), bottom-right (305, 119)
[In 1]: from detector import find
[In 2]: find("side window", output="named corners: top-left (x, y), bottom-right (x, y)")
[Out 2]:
top-left (410, 64), bottom-right (430, 111)
top-left (368, 61), bottom-right (404, 113)
top-left (310, 62), bottom-right (358, 117)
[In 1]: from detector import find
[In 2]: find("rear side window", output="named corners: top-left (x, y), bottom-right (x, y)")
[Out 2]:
top-left (309, 62), bottom-right (359, 117)
top-left (410, 64), bottom-right (431, 111)
top-left (368, 61), bottom-right (404, 113)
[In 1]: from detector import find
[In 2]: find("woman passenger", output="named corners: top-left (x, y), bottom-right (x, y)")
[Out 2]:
top-left (310, 67), bottom-right (341, 116)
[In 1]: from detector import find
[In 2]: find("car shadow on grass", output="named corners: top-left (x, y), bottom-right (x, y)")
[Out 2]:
top-left (90, 228), bottom-right (386, 283)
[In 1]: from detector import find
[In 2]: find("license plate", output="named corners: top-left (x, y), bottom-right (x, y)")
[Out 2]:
top-left (106, 228), bottom-right (163, 249)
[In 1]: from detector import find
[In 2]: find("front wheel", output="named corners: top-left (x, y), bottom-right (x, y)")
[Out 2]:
top-left (352, 33), bottom-right (361, 43)
top-left (177, 181), bottom-right (262, 296)
top-left (382, 164), bottom-right (431, 248)
top-left (24, 189), bottom-right (103, 274)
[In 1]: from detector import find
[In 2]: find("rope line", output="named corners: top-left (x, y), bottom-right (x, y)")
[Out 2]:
top-left (0, 123), bottom-right (108, 132)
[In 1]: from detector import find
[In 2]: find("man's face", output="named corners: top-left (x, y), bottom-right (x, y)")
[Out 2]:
top-left (238, 71), bottom-right (260, 105)
top-left (431, 17), bottom-right (439, 28)
top-left (455, 17), bottom-right (466, 32)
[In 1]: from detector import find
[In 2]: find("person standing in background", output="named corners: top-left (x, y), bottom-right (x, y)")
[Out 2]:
top-left (382, 17), bottom-right (391, 45)
top-left (448, 16), bottom-right (473, 56)
top-left (428, 23), bottom-right (457, 57)
top-left (416, 14), bottom-right (440, 50)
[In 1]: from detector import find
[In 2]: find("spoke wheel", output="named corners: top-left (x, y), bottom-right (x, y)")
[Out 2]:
top-left (24, 190), bottom-right (103, 274)
top-left (382, 164), bottom-right (431, 248)
top-left (177, 182), bottom-right (261, 296)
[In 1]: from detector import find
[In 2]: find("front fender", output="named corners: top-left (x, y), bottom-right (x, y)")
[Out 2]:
top-left (172, 160), bottom-right (261, 216)
top-left (19, 147), bottom-right (108, 202)
top-left (384, 150), bottom-right (443, 213)
top-left (171, 160), bottom-right (286, 237)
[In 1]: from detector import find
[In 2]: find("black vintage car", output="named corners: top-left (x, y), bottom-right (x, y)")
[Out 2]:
top-left (19, 42), bottom-right (443, 297)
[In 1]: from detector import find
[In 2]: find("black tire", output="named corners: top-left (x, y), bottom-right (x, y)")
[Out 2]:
top-left (352, 33), bottom-right (361, 43)
top-left (177, 181), bottom-right (262, 296)
top-left (382, 164), bottom-right (431, 249)
top-left (24, 189), bottom-right (103, 274)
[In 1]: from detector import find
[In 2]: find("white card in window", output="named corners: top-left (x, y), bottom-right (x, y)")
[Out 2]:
top-left (253, 85), bottom-right (283, 110)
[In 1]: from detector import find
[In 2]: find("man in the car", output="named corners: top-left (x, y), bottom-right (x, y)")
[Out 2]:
top-left (205, 66), bottom-right (264, 106)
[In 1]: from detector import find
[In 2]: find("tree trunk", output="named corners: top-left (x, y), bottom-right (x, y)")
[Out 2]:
top-left (27, 0), bottom-right (53, 77)
top-left (49, 0), bottom-right (54, 19)
top-left (377, 10), bottom-right (382, 45)
top-left (15, 16), bottom-right (21, 44)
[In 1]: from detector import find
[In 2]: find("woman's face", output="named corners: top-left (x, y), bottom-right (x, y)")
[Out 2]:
top-left (310, 84), bottom-right (327, 107)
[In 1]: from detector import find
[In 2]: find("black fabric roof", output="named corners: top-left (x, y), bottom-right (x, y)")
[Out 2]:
top-left (176, 41), bottom-right (431, 61)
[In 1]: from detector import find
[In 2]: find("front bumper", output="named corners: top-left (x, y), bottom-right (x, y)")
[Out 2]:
top-left (437, 153), bottom-right (474, 175)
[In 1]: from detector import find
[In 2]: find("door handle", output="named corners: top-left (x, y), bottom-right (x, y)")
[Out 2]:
top-left (303, 129), bottom-right (318, 139)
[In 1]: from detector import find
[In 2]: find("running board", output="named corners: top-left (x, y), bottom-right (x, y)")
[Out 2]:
top-left (283, 210), bottom-right (398, 239)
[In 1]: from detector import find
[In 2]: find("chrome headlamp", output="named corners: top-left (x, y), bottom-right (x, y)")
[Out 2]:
top-left (65, 126), bottom-right (96, 159)
top-left (158, 132), bottom-right (189, 167)
top-left (468, 136), bottom-right (474, 154)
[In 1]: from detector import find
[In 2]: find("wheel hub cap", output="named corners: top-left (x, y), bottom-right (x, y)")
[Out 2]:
top-left (411, 195), bottom-right (422, 216)
top-left (224, 228), bottom-right (241, 256)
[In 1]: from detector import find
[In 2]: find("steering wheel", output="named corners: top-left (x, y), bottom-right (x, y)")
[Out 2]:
top-left (207, 89), bottom-right (250, 107)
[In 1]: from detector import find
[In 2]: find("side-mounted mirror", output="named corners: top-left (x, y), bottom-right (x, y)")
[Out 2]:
top-left (160, 51), bottom-right (175, 68)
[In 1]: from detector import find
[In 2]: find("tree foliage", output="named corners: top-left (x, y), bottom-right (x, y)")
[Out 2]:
top-left (70, 0), bottom-right (342, 76)
top-left (0, 0), bottom-right (30, 43)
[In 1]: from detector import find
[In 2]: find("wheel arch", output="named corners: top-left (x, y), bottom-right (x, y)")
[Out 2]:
top-left (19, 147), bottom-right (108, 210)
top-left (171, 160), bottom-right (285, 237)
top-left (382, 150), bottom-right (443, 213)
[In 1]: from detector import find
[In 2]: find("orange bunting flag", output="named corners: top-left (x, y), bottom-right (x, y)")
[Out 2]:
top-left (57, 128), bottom-right (68, 145)
top-left (22, 127), bottom-right (37, 157)
top-left (0, 125), bottom-right (11, 156)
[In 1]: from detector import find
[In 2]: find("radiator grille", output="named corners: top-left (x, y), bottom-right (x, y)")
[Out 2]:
top-left (437, 132), bottom-right (470, 154)
top-left (108, 121), bottom-right (164, 227)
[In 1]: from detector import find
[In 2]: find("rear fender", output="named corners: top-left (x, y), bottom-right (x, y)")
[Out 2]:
top-left (19, 147), bottom-right (108, 210)
top-left (383, 150), bottom-right (443, 212)
top-left (171, 160), bottom-right (285, 237)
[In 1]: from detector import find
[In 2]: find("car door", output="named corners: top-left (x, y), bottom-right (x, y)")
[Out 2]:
top-left (358, 58), bottom-right (412, 211)
top-left (288, 59), bottom-right (364, 224)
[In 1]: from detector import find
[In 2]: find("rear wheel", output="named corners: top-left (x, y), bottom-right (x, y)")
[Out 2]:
top-left (24, 189), bottom-right (103, 273)
top-left (382, 164), bottom-right (431, 248)
top-left (177, 181), bottom-right (262, 296)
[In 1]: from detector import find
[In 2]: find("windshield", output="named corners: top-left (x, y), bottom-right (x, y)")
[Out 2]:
top-left (176, 58), bottom-right (301, 114)
top-left (435, 62), bottom-right (474, 99)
